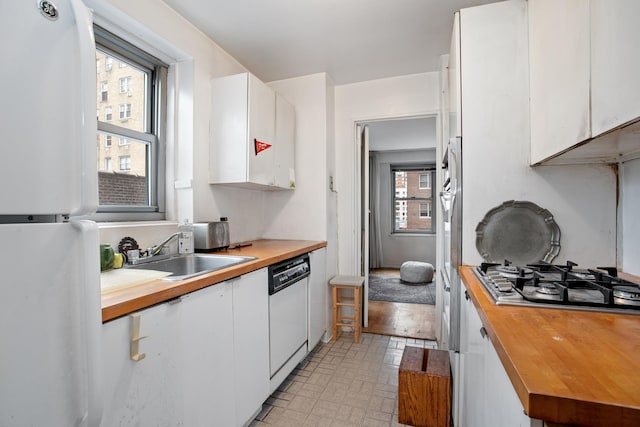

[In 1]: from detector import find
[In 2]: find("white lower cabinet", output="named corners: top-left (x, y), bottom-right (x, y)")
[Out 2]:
top-left (459, 286), bottom-right (542, 427)
top-left (101, 268), bottom-right (270, 427)
top-left (231, 269), bottom-right (270, 426)
top-left (181, 282), bottom-right (236, 426)
top-left (101, 298), bottom-right (190, 427)
top-left (308, 248), bottom-right (327, 350)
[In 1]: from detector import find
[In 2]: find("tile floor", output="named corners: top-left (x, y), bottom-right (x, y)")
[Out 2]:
top-left (251, 332), bottom-right (438, 427)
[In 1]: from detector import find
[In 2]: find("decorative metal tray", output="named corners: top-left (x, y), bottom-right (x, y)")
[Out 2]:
top-left (475, 200), bottom-right (561, 265)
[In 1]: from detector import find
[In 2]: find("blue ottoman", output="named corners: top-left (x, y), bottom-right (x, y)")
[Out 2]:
top-left (400, 261), bottom-right (434, 284)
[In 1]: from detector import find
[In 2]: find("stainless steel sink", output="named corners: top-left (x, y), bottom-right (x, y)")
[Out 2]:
top-left (126, 253), bottom-right (256, 281)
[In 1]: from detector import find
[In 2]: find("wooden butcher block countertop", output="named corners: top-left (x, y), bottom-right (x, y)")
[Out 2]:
top-left (101, 239), bottom-right (326, 323)
top-left (460, 266), bottom-right (640, 427)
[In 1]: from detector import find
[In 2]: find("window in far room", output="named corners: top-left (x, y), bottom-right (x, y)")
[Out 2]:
top-left (392, 165), bottom-right (435, 233)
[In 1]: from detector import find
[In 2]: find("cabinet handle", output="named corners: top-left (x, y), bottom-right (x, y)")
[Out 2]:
top-left (130, 313), bottom-right (147, 362)
top-left (464, 290), bottom-right (470, 300)
top-left (479, 326), bottom-right (487, 339)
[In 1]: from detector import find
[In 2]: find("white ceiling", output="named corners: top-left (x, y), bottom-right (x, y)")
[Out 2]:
top-left (161, 0), bottom-right (500, 85)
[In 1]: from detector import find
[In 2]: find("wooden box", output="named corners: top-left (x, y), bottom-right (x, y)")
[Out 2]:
top-left (398, 347), bottom-right (451, 427)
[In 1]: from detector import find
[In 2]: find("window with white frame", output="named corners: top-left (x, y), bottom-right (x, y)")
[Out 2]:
top-left (119, 155), bottom-right (131, 171)
top-left (119, 103), bottom-right (131, 120)
top-left (419, 173), bottom-right (431, 189)
top-left (105, 57), bottom-right (112, 71)
top-left (392, 165), bottom-right (436, 233)
top-left (419, 202), bottom-right (432, 218)
top-left (95, 26), bottom-right (167, 219)
top-left (119, 76), bottom-right (131, 93)
top-left (100, 81), bottom-right (108, 102)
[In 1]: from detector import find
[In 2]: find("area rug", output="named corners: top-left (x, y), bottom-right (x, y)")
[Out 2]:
top-left (368, 274), bottom-right (436, 305)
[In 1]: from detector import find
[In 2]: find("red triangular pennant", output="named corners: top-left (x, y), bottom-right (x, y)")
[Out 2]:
top-left (254, 139), bottom-right (272, 155)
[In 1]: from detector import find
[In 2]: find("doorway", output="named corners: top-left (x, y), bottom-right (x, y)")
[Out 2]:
top-left (356, 116), bottom-right (438, 340)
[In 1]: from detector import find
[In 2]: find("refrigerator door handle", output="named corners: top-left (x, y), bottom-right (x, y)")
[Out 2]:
top-left (70, 0), bottom-right (98, 215)
top-left (448, 138), bottom-right (460, 213)
top-left (439, 190), bottom-right (451, 217)
top-left (71, 220), bottom-right (103, 426)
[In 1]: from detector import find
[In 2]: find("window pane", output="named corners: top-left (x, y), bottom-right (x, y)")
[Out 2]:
top-left (396, 199), bottom-right (432, 232)
top-left (96, 49), bottom-right (147, 133)
top-left (97, 131), bottom-right (148, 206)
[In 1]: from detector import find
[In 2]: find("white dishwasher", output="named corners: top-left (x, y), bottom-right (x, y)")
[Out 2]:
top-left (268, 255), bottom-right (309, 382)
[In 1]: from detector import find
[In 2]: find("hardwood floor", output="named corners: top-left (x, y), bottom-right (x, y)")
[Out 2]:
top-left (364, 269), bottom-right (437, 341)
top-left (364, 301), bottom-right (436, 340)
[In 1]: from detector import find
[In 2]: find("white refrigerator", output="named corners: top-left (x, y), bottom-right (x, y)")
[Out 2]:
top-left (0, 0), bottom-right (103, 425)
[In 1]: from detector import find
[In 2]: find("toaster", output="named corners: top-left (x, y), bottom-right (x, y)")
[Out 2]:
top-left (193, 221), bottom-right (230, 250)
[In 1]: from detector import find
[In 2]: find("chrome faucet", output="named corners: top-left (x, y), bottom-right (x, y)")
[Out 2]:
top-left (147, 232), bottom-right (182, 257)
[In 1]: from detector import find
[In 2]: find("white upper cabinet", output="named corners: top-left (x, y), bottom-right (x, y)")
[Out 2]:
top-left (529, 0), bottom-right (590, 164)
top-left (529, 0), bottom-right (640, 165)
top-left (210, 72), bottom-right (295, 190)
top-left (591, 0), bottom-right (640, 136)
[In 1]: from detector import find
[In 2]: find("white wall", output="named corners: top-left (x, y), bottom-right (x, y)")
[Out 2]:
top-left (334, 72), bottom-right (440, 274)
top-left (621, 158), bottom-right (640, 275)
top-left (372, 150), bottom-right (437, 267)
top-left (263, 74), bottom-right (331, 240)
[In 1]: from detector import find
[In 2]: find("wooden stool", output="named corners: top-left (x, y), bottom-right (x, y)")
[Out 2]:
top-left (329, 275), bottom-right (364, 343)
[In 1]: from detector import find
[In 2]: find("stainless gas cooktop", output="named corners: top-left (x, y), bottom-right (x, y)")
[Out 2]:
top-left (474, 261), bottom-right (640, 314)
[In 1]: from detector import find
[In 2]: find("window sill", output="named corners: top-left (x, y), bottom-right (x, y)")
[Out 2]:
top-left (98, 220), bottom-right (177, 229)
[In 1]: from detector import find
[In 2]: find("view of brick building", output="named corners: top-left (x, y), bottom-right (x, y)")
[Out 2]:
top-left (95, 50), bottom-right (148, 205)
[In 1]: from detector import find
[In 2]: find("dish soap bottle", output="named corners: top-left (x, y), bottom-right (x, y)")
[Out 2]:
top-left (178, 220), bottom-right (194, 254)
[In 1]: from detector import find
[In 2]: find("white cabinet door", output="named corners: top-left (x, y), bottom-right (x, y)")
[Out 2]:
top-left (529, 0), bottom-right (590, 164)
top-left (210, 73), bottom-right (250, 185)
top-left (591, 0), bottom-right (640, 137)
top-left (460, 289), bottom-right (486, 426)
top-left (181, 282), bottom-right (236, 427)
top-left (248, 74), bottom-right (276, 186)
top-left (232, 269), bottom-right (270, 426)
top-left (459, 285), bottom-right (542, 427)
top-left (308, 248), bottom-right (327, 349)
top-left (274, 93), bottom-right (296, 189)
top-left (101, 301), bottom-right (184, 426)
